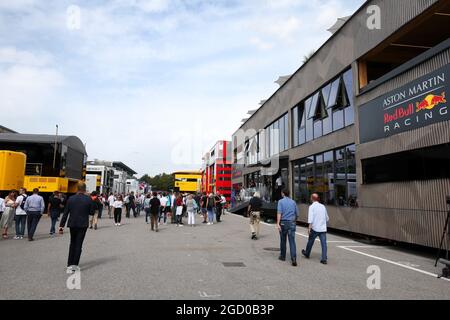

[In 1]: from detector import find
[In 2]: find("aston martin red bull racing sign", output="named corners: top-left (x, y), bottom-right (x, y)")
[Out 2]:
top-left (359, 64), bottom-right (449, 143)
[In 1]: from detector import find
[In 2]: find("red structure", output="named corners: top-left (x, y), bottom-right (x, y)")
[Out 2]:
top-left (201, 140), bottom-right (232, 201)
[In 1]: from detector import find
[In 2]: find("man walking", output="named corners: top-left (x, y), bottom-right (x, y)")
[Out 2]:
top-left (59, 183), bottom-right (95, 272)
top-left (48, 191), bottom-right (62, 236)
top-left (302, 193), bottom-right (329, 264)
top-left (24, 188), bottom-right (45, 241)
top-left (277, 189), bottom-right (298, 267)
top-left (247, 191), bottom-right (262, 240)
top-left (150, 192), bottom-right (161, 232)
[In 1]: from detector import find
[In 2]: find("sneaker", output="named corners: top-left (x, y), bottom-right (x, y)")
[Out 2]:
top-left (20, 236), bottom-right (24, 239)
top-left (179, 224), bottom-right (184, 227)
top-left (292, 259), bottom-right (298, 267)
top-left (13, 236), bottom-right (20, 240)
top-left (320, 260), bottom-right (328, 265)
top-left (118, 223), bottom-right (121, 226)
top-left (278, 256), bottom-right (286, 262)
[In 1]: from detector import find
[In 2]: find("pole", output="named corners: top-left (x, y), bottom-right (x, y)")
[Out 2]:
top-left (53, 125), bottom-right (59, 169)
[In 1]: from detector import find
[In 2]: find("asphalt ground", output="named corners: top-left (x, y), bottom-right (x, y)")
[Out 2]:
top-left (1, 210), bottom-right (449, 300)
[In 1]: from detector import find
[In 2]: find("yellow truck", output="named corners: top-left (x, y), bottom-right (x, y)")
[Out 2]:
top-left (0, 150), bottom-right (79, 194)
top-left (0, 150), bottom-right (26, 191)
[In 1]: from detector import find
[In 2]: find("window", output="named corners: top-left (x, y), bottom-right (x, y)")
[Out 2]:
top-left (362, 143), bottom-right (450, 184)
top-left (265, 113), bottom-right (289, 157)
top-left (292, 144), bottom-right (357, 206)
top-left (292, 68), bottom-right (355, 147)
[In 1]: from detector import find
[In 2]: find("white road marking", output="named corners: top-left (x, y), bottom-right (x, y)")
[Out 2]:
top-left (199, 291), bottom-right (221, 298)
top-left (261, 222), bottom-right (355, 243)
top-left (338, 245), bottom-right (450, 282)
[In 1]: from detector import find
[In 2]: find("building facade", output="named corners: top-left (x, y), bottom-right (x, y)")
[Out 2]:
top-left (232, 0), bottom-right (450, 248)
top-left (202, 141), bottom-right (232, 200)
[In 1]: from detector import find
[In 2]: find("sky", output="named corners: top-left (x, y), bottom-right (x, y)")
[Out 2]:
top-left (0, 0), bottom-right (364, 177)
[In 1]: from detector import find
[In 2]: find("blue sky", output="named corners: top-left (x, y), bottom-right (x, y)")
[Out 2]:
top-left (0, 0), bottom-right (364, 176)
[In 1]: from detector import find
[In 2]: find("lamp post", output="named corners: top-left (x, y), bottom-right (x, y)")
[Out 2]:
top-left (53, 125), bottom-right (59, 169)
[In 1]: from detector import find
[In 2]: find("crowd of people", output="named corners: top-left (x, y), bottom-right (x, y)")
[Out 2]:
top-left (0, 188), bottom-right (229, 241)
top-left (1, 185), bottom-right (330, 271)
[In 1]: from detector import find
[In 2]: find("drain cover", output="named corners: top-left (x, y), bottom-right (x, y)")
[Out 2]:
top-left (264, 248), bottom-right (280, 252)
top-left (223, 262), bottom-right (246, 267)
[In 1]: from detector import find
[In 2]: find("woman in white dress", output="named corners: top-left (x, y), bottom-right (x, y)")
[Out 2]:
top-left (1, 191), bottom-right (17, 239)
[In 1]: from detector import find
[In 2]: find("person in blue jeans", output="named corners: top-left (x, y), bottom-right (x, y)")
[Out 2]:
top-left (302, 193), bottom-right (329, 264)
top-left (277, 189), bottom-right (298, 267)
top-left (48, 191), bottom-right (62, 236)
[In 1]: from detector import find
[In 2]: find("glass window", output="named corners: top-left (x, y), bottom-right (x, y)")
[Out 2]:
top-left (293, 162), bottom-right (300, 203)
top-left (279, 117), bottom-right (285, 152)
top-left (323, 151), bottom-right (334, 205)
top-left (322, 112), bottom-right (332, 136)
top-left (333, 109), bottom-right (344, 131)
top-left (327, 78), bottom-right (340, 108)
top-left (273, 121), bottom-right (279, 155)
top-left (313, 119), bottom-right (322, 139)
top-left (305, 118), bottom-right (313, 142)
top-left (343, 69), bottom-right (353, 107)
top-left (346, 145), bottom-right (357, 201)
top-left (292, 106), bottom-right (298, 147)
top-left (305, 156), bottom-right (314, 203)
top-left (299, 159), bottom-right (308, 203)
top-left (284, 114), bottom-right (289, 150)
top-left (314, 154), bottom-right (325, 202)
top-left (335, 148), bottom-right (347, 206)
top-left (344, 104), bottom-right (355, 126)
top-left (322, 83), bottom-right (332, 107)
top-left (362, 143), bottom-right (450, 184)
top-left (308, 92), bottom-right (320, 119)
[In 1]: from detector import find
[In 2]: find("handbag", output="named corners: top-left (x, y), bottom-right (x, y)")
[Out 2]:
top-left (176, 206), bottom-right (183, 216)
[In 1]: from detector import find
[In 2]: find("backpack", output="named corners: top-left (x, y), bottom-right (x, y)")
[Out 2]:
top-left (166, 195), bottom-right (171, 207)
top-left (20, 194), bottom-right (27, 210)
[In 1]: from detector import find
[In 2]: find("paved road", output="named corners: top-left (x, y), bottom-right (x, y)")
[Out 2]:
top-left (1, 211), bottom-right (449, 300)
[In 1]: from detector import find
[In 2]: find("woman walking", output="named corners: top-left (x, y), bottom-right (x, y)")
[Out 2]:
top-left (1, 191), bottom-right (16, 239)
top-left (206, 193), bottom-right (215, 225)
top-left (113, 195), bottom-right (124, 226)
top-left (175, 194), bottom-right (184, 227)
top-left (186, 194), bottom-right (197, 227)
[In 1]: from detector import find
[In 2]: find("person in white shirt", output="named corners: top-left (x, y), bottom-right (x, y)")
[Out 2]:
top-left (302, 193), bottom-right (329, 264)
top-left (108, 193), bottom-right (115, 219)
top-left (113, 195), bottom-right (124, 226)
top-left (0, 196), bottom-right (5, 218)
top-left (14, 188), bottom-right (28, 239)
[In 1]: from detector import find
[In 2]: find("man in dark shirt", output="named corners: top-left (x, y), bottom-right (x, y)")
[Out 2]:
top-left (149, 192), bottom-right (161, 232)
top-left (129, 192), bottom-right (137, 218)
top-left (214, 193), bottom-right (223, 223)
top-left (247, 192), bottom-right (263, 240)
top-left (200, 193), bottom-right (208, 224)
top-left (59, 183), bottom-right (95, 272)
top-left (48, 191), bottom-right (62, 236)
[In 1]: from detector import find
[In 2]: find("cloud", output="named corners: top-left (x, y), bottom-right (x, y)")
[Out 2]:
top-left (0, 0), bottom-right (365, 175)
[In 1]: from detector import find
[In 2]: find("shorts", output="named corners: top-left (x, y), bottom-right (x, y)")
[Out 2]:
top-left (165, 207), bottom-right (172, 213)
top-left (201, 208), bottom-right (207, 214)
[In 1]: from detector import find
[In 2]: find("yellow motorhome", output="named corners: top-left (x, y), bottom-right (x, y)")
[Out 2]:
top-left (0, 150), bottom-right (26, 191)
top-left (173, 171), bottom-right (202, 193)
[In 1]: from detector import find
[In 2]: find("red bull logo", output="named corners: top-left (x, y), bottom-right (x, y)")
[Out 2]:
top-left (416, 92), bottom-right (446, 112)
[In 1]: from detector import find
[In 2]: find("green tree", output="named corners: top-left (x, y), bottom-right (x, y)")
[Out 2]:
top-left (139, 173), bottom-right (174, 191)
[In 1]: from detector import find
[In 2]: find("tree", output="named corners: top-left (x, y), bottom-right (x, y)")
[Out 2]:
top-left (139, 173), bottom-right (174, 191)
